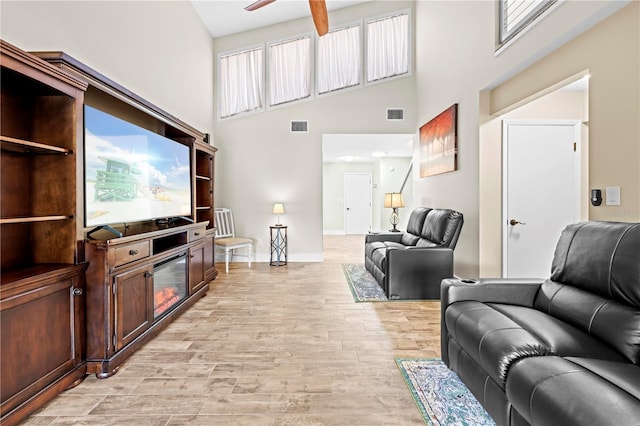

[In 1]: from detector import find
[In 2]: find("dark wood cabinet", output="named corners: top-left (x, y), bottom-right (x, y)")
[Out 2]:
top-left (0, 40), bottom-right (88, 426)
top-left (195, 142), bottom-right (218, 282)
top-left (84, 222), bottom-right (209, 378)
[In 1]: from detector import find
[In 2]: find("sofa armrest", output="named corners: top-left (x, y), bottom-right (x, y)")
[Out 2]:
top-left (385, 247), bottom-right (454, 299)
top-left (441, 278), bottom-right (544, 308)
top-left (365, 232), bottom-right (404, 244)
top-left (440, 278), bottom-right (544, 365)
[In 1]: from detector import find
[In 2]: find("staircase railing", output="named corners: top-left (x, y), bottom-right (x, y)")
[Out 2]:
top-left (398, 162), bottom-right (414, 230)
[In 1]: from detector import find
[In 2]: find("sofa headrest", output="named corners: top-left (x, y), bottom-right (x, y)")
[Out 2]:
top-left (551, 221), bottom-right (640, 307)
top-left (401, 208), bottom-right (430, 245)
top-left (420, 209), bottom-right (464, 249)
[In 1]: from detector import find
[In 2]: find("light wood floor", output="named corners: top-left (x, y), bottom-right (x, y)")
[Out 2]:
top-left (25, 235), bottom-right (441, 425)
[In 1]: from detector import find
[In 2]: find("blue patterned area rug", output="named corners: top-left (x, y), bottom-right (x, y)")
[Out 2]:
top-left (396, 358), bottom-right (496, 426)
top-left (341, 263), bottom-right (388, 302)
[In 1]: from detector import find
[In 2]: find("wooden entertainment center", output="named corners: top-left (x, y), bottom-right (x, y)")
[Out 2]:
top-left (0, 40), bottom-right (217, 424)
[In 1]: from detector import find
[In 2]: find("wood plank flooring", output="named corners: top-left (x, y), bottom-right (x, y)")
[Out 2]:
top-left (24, 235), bottom-right (441, 425)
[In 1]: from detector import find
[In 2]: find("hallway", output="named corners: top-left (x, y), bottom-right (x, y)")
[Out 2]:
top-left (27, 235), bottom-right (440, 425)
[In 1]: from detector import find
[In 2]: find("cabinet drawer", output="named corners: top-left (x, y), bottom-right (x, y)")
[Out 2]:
top-left (114, 241), bottom-right (150, 267)
top-left (189, 226), bottom-right (206, 242)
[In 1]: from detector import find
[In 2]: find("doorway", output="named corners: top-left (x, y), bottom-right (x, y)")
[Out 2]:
top-left (344, 173), bottom-right (372, 234)
top-left (502, 120), bottom-right (582, 278)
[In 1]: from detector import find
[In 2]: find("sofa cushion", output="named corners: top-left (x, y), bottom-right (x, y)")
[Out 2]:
top-left (506, 356), bottom-right (640, 426)
top-left (365, 241), bottom-right (406, 273)
top-left (419, 208), bottom-right (464, 249)
top-left (535, 280), bottom-right (640, 365)
top-left (550, 221), bottom-right (640, 307)
top-left (400, 207), bottom-right (430, 246)
top-left (489, 303), bottom-right (627, 362)
top-left (445, 301), bottom-right (550, 387)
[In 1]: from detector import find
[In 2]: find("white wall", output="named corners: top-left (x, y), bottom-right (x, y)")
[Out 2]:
top-left (0, 1), bottom-right (215, 134)
top-left (413, 0), bottom-right (633, 278)
top-left (213, 1), bottom-right (416, 261)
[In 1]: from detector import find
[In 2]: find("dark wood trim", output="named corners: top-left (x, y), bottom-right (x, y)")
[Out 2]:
top-left (33, 51), bottom-right (206, 140)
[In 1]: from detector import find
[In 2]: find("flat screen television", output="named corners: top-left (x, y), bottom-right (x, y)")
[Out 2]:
top-left (84, 105), bottom-right (192, 229)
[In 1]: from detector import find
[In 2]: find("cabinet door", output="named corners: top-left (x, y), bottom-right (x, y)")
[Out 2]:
top-left (114, 265), bottom-right (153, 351)
top-left (189, 242), bottom-right (205, 294)
top-left (204, 235), bottom-right (216, 280)
top-left (0, 271), bottom-right (84, 416)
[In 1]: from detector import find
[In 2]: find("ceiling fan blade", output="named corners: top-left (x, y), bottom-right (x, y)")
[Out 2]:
top-left (245, 0), bottom-right (276, 12)
top-left (309, 0), bottom-right (328, 36)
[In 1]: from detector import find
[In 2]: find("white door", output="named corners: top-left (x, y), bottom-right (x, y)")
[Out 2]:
top-left (503, 120), bottom-right (581, 278)
top-left (344, 173), bottom-right (372, 234)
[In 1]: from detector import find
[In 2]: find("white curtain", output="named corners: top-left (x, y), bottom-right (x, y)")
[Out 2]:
top-left (317, 25), bottom-right (361, 94)
top-left (269, 37), bottom-right (311, 106)
top-left (219, 48), bottom-right (263, 118)
top-left (367, 13), bottom-right (409, 83)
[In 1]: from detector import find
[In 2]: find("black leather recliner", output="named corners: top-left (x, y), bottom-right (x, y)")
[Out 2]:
top-left (364, 207), bottom-right (463, 299)
top-left (441, 221), bottom-right (640, 426)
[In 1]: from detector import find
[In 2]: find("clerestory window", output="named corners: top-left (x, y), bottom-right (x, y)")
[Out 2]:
top-left (219, 47), bottom-right (264, 118)
top-left (366, 12), bottom-right (410, 83)
top-left (269, 36), bottom-right (312, 107)
top-left (316, 24), bottom-right (361, 95)
top-left (498, 0), bottom-right (558, 48)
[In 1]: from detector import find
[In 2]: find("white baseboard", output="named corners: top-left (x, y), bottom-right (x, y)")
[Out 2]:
top-left (323, 230), bottom-right (346, 235)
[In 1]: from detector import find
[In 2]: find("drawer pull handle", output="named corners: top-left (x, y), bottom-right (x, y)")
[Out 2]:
top-left (73, 288), bottom-right (83, 296)
top-left (129, 249), bottom-right (139, 255)
top-left (194, 232), bottom-right (200, 236)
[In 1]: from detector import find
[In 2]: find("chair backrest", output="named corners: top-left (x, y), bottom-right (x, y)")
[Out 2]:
top-left (214, 208), bottom-right (236, 239)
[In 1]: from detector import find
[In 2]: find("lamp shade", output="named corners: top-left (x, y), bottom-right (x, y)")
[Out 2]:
top-left (273, 203), bottom-right (285, 214)
top-left (384, 193), bottom-right (405, 208)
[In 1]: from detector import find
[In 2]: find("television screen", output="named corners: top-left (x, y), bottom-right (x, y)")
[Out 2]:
top-left (84, 105), bottom-right (192, 228)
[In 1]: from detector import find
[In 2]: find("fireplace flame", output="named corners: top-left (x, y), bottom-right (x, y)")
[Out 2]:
top-left (154, 287), bottom-right (181, 316)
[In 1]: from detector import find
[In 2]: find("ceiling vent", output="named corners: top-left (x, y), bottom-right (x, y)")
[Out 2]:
top-left (387, 108), bottom-right (404, 121)
top-left (290, 120), bottom-right (309, 133)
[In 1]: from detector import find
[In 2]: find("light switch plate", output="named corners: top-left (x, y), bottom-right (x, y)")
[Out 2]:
top-left (606, 186), bottom-right (621, 206)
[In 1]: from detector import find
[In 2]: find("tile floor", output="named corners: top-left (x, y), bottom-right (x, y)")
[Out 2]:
top-left (24, 235), bottom-right (441, 425)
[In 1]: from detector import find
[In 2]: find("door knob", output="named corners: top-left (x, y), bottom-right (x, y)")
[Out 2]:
top-left (509, 219), bottom-right (526, 226)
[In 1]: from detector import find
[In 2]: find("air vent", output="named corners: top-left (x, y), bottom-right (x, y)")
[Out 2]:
top-left (387, 108), bottom-right (404, 121)
top-left (290, 120), bottom-right (309, 133)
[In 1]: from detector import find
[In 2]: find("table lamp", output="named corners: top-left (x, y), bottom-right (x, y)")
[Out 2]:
top-left (273, 203), bottom-right (284, 225)
top-left (384, 193), bottom-right (405, 232)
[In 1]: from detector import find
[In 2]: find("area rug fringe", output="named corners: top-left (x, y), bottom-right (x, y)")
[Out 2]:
top-left (396, 358), bottom-right (496, 426)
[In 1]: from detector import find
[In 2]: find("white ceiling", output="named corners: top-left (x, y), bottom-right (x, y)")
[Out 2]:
top-left (323, 134), bottom-right (414, 163)
top-left (191, 0), bottom-right (371, 38)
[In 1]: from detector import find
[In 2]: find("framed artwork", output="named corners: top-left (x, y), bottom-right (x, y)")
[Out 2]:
top-left (419, 104), bottom-right (458, 178)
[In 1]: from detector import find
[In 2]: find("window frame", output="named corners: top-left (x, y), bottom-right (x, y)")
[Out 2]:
top-left (364, 9), bottom-right (412, 87)
top-left (497, 0), bottom-right (559, 52)
top-left (217, 43), bottom-right (266, 121)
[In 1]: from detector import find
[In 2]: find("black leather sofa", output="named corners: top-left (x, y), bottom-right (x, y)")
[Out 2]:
top-left (441, 221), bottom-right (640, 426)
top-left (364, 207), bottom-right (463, 299)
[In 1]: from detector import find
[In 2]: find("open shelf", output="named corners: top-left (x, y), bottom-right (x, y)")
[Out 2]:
top-left (0, 135), bottom-right (72, 155)
top-left (1, 215), bottom-right (72, 224)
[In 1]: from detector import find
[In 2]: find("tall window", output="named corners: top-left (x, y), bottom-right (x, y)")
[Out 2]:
top-left (499, 0), bottom-right (557, 47)
top-left (269, 36), bottom-right (311, 107)
top-left (367, 13), bottom-right (409, 83)
top-left (219, 47), bottom-right (264, 118)
top-left (317, 24), bottom-right (361, 95)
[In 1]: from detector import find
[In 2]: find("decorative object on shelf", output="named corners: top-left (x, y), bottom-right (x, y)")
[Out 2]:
top-left (270, 225), bottom-right (288, 266)
top-left (384, 192), bottom-right (405, 232)
top-left (419, 103), bottom-right (458, 178)
top-left (273, 203), bottom-right (285, 225)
